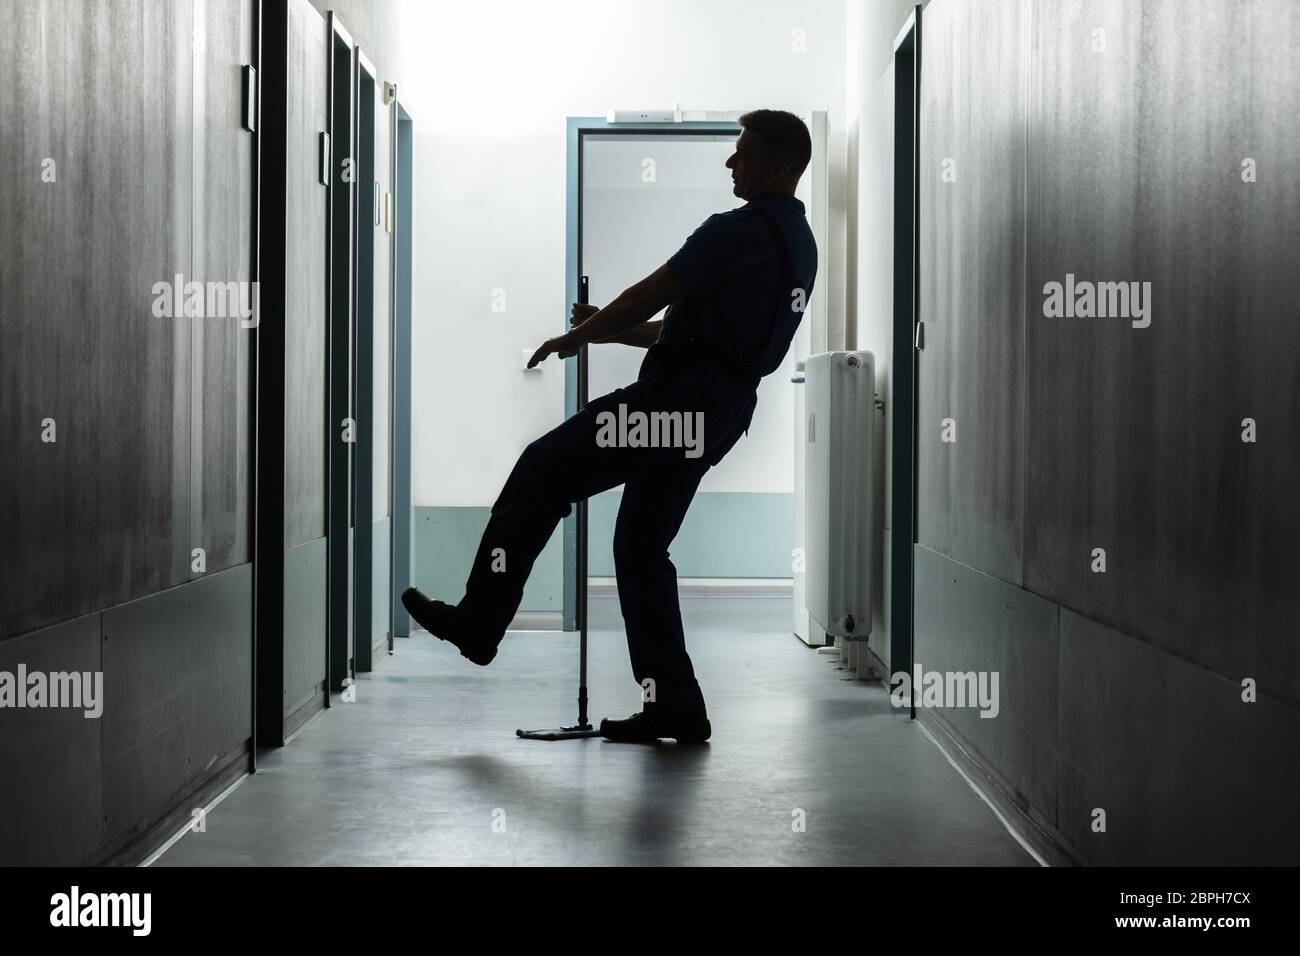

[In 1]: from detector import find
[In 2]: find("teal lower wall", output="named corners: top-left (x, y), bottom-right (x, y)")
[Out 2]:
top-left (588, 490), bottom-right (792, 578)
top-left (284, 537), bottom-right (327, 719)
top-left (372, 516), bottom-right (391, 651)
top-left (414, 492), bottom-right (793, 612)
top-left (414, 507), bottom-right (564, 613)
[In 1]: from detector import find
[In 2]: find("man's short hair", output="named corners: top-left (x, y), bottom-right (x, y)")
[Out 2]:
top-left (738, 109), bottom-right (812, 179)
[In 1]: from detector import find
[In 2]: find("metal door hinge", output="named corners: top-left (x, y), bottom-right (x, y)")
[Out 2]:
top-left (914, 321), bottom-right (925, 350)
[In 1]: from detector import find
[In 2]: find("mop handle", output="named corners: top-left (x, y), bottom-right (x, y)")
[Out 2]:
top-left (576, 275), bottom-right (590, 726)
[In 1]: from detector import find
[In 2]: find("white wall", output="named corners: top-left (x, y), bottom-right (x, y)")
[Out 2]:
top-left (392, 0), bottom-right (847, 506)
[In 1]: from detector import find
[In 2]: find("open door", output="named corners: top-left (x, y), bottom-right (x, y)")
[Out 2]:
top-left (561, 118), bottom-right (746, 631)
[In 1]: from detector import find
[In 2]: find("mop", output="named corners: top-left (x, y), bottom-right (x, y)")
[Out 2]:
top-left (516, 276), bottom-right (601, 740)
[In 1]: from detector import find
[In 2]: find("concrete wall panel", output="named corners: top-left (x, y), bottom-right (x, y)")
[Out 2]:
top-left (915, 545), bottom-right (1060, 824)
top-left (1024, 0), bottom-right (1300, 703)
top-left (0, 613), bottom-right (103, 865)
top-left (197, 0), bottom-right (255, 573)
top-left (0, 0), bottom-right (191, 638)
top-left (1057, 607), bottom-right (1300, 865)
top-left (283, 0), bottom-right (329, 549)
top-left (917, 0), bottom-right (1027, 586)
top-left (284, 537), bottom-right (328, 720)
top-left (100, 564), bottom-right (252, 855)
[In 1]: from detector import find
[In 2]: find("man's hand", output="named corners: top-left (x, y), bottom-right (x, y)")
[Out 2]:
top-left (527, 302), bottom-right (601, 367)
top-left (557, 303), bottom-right (599, 356)
top-left (571, 302), bottom-right (598, 328)
top-left (527, 334), bottom-right (576, 368)
top-left (528, 263), bottom-right (679, 366)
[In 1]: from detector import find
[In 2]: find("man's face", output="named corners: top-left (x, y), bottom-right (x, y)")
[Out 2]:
top-left (726, 128), bottom-right (784, 200)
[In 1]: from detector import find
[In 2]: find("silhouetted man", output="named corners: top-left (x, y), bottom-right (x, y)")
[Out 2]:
top-left (404, 109), bottom-right (817, 743)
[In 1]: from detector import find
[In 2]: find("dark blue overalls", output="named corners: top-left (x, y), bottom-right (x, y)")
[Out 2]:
top-left (458, 195), bottom-right (816, 716)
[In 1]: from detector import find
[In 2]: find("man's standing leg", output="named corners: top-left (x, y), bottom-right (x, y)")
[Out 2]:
top-left (604, 461), bottom-right (712, 741)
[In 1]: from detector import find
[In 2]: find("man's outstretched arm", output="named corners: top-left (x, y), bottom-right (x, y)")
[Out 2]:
top-left (575, 310), bottom-right (660, 348)
top-left (605, 319), bottom-right (662, 348)
top-left (528, 264), bottom-right (680, 367)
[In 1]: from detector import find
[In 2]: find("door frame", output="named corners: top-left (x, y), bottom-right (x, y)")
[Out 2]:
top-left (326, 11), bottom-right (356, 694)
top-left (352, 47), bottom-right (379, 672)
top-left (891, 5), bottom-right (922, 717)
top-left (561, 117), bottom-right (741, 630)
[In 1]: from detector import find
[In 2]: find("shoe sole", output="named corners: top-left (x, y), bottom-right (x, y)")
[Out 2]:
top-left (600, 720), bottom-right (711, 744)
top-left (456, 643), bottom-right (497, 666)
top-left (674, 723), bottom-right (711, 744)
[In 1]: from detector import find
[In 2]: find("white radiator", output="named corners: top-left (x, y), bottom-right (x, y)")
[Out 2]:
top-left (804, 351), bottom-right (875, 640)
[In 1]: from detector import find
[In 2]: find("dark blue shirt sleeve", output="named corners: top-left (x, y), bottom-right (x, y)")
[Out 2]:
top-left (666, 211), bottom-right (772, 299)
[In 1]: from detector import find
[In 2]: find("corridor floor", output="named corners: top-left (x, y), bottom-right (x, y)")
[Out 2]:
top-left (155, 594), bottom-right (1035, 866)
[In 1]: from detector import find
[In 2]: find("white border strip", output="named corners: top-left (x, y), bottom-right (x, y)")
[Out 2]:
top-left (917, 721), bottom-right (1049, 867)
top-left (138, 772), bottom-right (251, 867)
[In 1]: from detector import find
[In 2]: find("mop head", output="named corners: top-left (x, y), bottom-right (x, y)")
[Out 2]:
top-left (516, 726), bottom-right (602, 740)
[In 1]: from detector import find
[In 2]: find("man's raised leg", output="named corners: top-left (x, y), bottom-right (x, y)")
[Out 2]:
top-left (403, 385), bottom-right (637, 663)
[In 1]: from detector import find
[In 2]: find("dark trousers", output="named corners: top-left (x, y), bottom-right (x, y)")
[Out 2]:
top-left (457, 358), bottom-right (754, 714)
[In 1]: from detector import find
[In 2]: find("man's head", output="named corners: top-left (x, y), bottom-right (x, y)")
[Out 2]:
top-left (727, 109), bottom-right (812, 200)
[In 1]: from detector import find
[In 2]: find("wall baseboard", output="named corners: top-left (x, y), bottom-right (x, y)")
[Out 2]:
top-left (918, 710), bottom-right (1082, 868)
top-left (861, 642), bottom-right (1075, 866)
top-left (100, 741), bottom-right (252, 867)
top-left (284, 682), bottom-right (326, 740)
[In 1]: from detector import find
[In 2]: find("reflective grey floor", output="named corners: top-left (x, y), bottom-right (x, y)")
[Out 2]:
top-left (156, 594), bottom-right (1034, 866)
